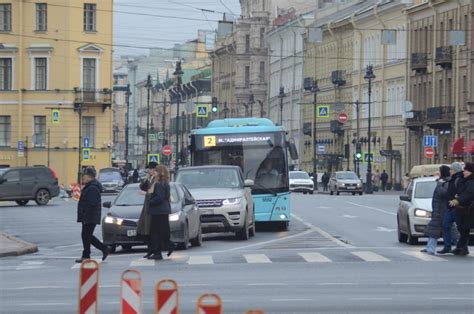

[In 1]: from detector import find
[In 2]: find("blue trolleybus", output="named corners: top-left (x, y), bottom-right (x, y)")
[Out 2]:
top-left (189, 118), bottom-right (298, 229)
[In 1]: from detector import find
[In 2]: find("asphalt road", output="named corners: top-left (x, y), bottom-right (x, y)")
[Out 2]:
top-left (0, 191), bottom-right (473, 313)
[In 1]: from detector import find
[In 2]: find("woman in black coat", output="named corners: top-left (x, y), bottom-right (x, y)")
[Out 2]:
top-left (421, 166), bottom-right (451, 255)
top-left (146, 165), bottom-right (175, 260)
top-left (449, 162), bottom-right (474, 256)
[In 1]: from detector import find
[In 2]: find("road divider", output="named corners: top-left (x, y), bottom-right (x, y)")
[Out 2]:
top-left (196, 293), bottom-right (222, 314)
top-left (121, 270), bottom-right (142, 314)
top-left (155, 279), bottom-right (179, 314)
top-left (78, 259), bottom-right (99, 314)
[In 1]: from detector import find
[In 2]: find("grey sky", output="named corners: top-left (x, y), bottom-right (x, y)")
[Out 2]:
top-left (114, 0), bottom-right (241, 57)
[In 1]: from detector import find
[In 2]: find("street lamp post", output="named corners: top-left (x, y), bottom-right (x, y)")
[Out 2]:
top-left (278, 87), bottom-right (285, 125)
top-left (145, 74), bottom-right (152, 163)
top-left (125, 84), bottom-right (131, 168)
top-left (364, 65), bottom-right (376, 194)
top-left (174, 61), bottom-right (183, 173)
top-left (311, 79), bottom-right (319, 190)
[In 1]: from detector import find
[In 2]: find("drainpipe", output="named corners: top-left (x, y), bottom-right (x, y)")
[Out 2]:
top-left (374, 3), bottom-right (386, 173)
top-left (404, 6), bottom-right (413, 171)
top-left (453, 0), bottom-right (463, 139)
top-left (351, 13), bottom-right (363, 171)
top-left (19, 0), bottom-right (24, 166)
top-left (428, 0), bottom-right (438, 165)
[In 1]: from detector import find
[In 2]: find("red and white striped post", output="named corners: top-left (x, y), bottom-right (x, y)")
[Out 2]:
top-left (245, 310), bottom-right (265, 314)
top-left (78, 259), bottom-right (99, 314)
top-left (195, 294), bottom-right (222, 314)
top-left (121, 270), bottom-right (142, 314)
top-left (155, 279), bottom-right (179, 314)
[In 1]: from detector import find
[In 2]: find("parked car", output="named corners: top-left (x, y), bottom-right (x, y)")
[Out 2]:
top-left (289, 171), bottom-right (314, 194)
top-left (98, 168), bottom-right (125, 193)
top-left (175, 165), bottom-right (255, 240)
top-left (102, 182), bottom-right (202, 252)
top-left (0, 167), bottom-right (60, 206)
top-left (329, 171), bottom-right (363, 195)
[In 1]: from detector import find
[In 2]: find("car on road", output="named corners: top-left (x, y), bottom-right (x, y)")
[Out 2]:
top-left (98, 168), bottom-right (125, 193)
top-left (175, 165), bottom-right (255, 240)
top-left (289, 171), bottom-right (314, 194)
top-left (102, 182), bottom-right (202, 252)
top-left (329, 171), bottom-right (363, 195)
top-left (0, 167), bottom-right (60, 206)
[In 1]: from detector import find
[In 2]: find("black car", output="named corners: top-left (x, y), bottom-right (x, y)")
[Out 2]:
top-left (0, 167), bottom-right (60, 206)
top-left (102, 182), bottom-right (202, 252)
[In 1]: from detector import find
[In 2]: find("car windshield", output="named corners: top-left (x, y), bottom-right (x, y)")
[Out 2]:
top-left (336, 172), bottom-right (359, 180)
top-left (98, 171), bottom-right (122, 182)
top-left (290, 172), bottom-right (310, 180)
top-left (414, 181), bottom-right (437, 199)
top-left (0, 169), bottom-right (7, 176)
top-left (115, 184), bottom-right (178, 206)
top-left (176, 168), bottom-right (241, 189)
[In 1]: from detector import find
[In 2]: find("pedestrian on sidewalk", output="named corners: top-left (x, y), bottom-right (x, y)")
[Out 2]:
top-left (373, 170), bottom-right (381, 192)
top-left (448, 162), bottom-right (474, 256)
top-left (147, 165), bottom-right (175, 260)
top-left (76, 167), bottom-right (110, 263)
top-left (421, 165), bottom-right (450, 255)
top-left (438, 162), bottom-right (463, 254)
top-left (380, 170), bottom-right (389, 191)
top-left (322, 172), bottom-right (329, 192)
top-left (137, 162), bottom-right (157, 258)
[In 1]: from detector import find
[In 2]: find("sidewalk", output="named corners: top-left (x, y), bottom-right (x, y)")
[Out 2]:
top-left (316, 189), bottom-right (403, 195)
top-left (0, 231), bottom-right (38, 257)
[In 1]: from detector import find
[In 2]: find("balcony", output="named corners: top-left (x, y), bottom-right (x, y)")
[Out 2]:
top-left (426, 106), bottom-right (454, 129)
top-left (410, 53), bottom-right (428, 74)
top-left (74, 88), bottom-right (112, 111)
top-left (405, 110), bottom-right (424, 131)
top-left (435, 47), bottom-right (453, 69)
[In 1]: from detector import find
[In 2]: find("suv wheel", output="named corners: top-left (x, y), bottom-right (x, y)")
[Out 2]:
top-left (397, 217), bottom-right (408, 243)
top-left (35, 189), bottom-right (50, 205)
top-left (16, 200), bottom-right (29, 206)
top-left (236, 213), bottom-right (250, 240)
top-left (407, 217), bottom-right (418, 245)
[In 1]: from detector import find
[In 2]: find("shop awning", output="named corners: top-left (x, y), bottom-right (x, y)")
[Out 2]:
top-left (464, 140), bottom-right (474, 154)
top-left (451, 137), bottom-right (464, 154)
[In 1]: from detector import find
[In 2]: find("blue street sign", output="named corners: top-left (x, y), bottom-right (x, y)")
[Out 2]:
top-left (17, 141), bottom-right (24, 157)
top-left (364, 153), bottom-right (374, 162)
top-left (83, 137), bottom-right (90, 148)
top-left (423, 135), bottom-right (438, 147)
top-left (147, 154), bottom-right (160, 164)
top-left (82, 148), bottom-right (91, 161)
top-left (196, 104), bottom-right (209, 118)
top-left (317, 105), bottom-right (331, 118)
top-left (52, 110), bottom-right (60, 124)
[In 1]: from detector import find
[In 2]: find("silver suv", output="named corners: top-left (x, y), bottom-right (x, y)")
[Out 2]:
top-left (175, 166), bottom-right (255, 240)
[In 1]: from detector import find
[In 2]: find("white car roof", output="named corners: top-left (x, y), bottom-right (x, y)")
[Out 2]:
top-left (412, 176), bottom-right (437, 183)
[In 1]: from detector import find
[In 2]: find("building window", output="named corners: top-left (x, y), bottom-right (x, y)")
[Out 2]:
top-left (36, 3), bottom-right (47, 31)
top-left (245, 34), bottom-right (250, 53)
top-left (84, 3), bottom-right (96, 32)
top-left (0, 116), bottom-right (11, 147)
top-left (82, 117), bottom-right (96, 147)
top-left (245, 66), bottom-right (250, 87)
top-left (0, 4), bottom-right (11, 32)
top-left (83, 58), bottom-right (96, 91)
top-left (260, 28), bottom-right (265, 48)
top-left (0, 58), bottom-right (12, 90)
top-left (34, 58), bottom-right (47, 90)
top-left (33, 116), bottom-right (46, 147)
top-left (259, 61), bottom-right (265, 83)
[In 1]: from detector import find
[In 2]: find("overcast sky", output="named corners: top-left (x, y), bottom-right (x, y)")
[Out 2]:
top-left (113, 0), bottom-right (241, 57)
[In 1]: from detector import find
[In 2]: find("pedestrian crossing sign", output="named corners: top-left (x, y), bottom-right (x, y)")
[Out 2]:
top-left (147, 154), bottom-right (160, 164)
top-left (52, 110), bottom-right (60, 124)
top-left (316, 105), bottom-right (331, 118)
top-left (196, 104), bottom-right (209, 118)
top-left (82, 148), bottom-right (91, 161)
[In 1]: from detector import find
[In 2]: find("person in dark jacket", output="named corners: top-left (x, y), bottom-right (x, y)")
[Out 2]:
top-left (322, 172), bottom-right (330, 192)
top-left (132, 169), bottom-right (139, 183)
top-left (380, 170), bottom-right (389, 191)
top-left (448, 162), bottom-right (474, 256)
top-left (147, 165), bottom-right (175, 260)
top-left (76, 167), bottom-right (110, 263)
top-left (421, 165), bottom-right (451, 255)
top-left (438, 162), bottom-right (463, 254)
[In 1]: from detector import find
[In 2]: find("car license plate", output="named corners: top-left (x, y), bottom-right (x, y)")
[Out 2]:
top-left (127, 230), bottom-right (137, 237)
top-left (347, 186), bottom-right (356, 189)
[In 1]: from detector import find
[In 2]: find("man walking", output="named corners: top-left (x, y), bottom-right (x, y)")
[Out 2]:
top-left (380, 170), bottom-right (389, 192)
top-left (76, 167), bottom-right (110, 263)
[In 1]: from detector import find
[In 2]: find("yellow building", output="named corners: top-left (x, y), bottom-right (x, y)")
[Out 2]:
top-left (0, 0), bottom-right (114, 185)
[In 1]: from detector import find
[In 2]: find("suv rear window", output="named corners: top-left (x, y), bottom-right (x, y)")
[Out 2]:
top-left (22, 168), bottom-right (51, 181)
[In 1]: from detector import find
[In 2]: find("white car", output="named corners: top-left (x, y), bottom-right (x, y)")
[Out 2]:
top-left (289, 171), bottom-right (314, 194)
top-left (397, 177), bottom-right (438, 244)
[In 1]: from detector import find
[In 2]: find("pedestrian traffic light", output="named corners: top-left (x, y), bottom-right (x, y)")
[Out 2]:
top-left (211, 97), bottom-right (218, 113)
top-left (355, 143), bottom-right (362, 160)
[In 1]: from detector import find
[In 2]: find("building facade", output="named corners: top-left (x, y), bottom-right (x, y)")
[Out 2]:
top-left (112, 65), bottom-right (128, 163)
top-left (0, 0), bottom-right (113, 185)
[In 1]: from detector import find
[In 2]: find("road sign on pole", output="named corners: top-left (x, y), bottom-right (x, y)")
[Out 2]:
top-left (83, 137), bottom-right (90, 148)
top-left (17, 141), bottom-right (24, 157)
top-left (82, 148), bottom-right (91, 161)
top-left (196, 104), bottom-right (209, 118)
top-left (316, 105), bottom-right (331, 118)
top-left (162, 146), bottom-right (172, 156)
top-left (52, 110), bottom-right (60, 124)
top-left (424, 147), bottom-right (435, 159)
top-left (147, 154), bottom-right (160, 164)
top-left (337, 113), bottom-right (348, 124)
top-left (364, 153), bottom-right (374, 162)
top-left (423, 135), bottom-right (438, 147)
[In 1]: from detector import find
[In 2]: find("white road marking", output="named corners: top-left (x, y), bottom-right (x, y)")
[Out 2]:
top-left (346, 201), bottom-right (397, 216)
top-left (351, 251), bottom-right (390, 262)
top-left (342, 214), bottom-right (357, 219)
top-left (244, 254), bottom-right (272, 264)
top-left (2, 286), bottom-right (65, 290)
top-left (247, 283), bottom-right (286, 286)
top-left (402, 251), bottom-right (446, 262)
top-left (270, 298), bottom-right (313, 302)
top-left (291, 213), bottom-right (354, 248)
top-left (390, 282), bottom-right (429, 285)
top-left (375, 227), bottom-right (396, 232)
top-left (71, 259), bottom-right (102, 269)
top-left (431, 297), bottom-right (473, 300)
top-left (20, 303), bottom-right (70, 306)
top-left (350, 297), bottom-right (393, 301)
top-left (130, 259), bottom-right (155, 267)
top-left (458, 282), bottom-right (474, 285)
top-left (299, 252), bottom-right (332, 263)
top-left (187, 255), bottom-right (214, 265)
top-left (317, 283), bottom-right (357, 286)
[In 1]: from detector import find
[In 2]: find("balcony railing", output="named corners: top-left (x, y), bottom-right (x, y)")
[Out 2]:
top-left (426, 106), bottom-right (454, 129)
top-left (74, 88), bottom-right (112, 111)
top-left (435, 47), bottom-right (453, 69)
top-left (405, 110), bottom-right (424, 131)
top-left (410, 53), bottom-right (428, 73)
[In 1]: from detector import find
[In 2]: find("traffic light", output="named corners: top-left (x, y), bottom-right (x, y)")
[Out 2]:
top-left (355, 143), bottom-right (362, 160)
top-left (211, 97), bottom-right (218, 113)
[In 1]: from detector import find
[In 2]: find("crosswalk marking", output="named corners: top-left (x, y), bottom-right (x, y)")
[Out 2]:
top-left (16, 261), bottom-right (44, 270)
top-left (71, 259), bottom-right (102, 269)
top-left (402, 251), bottom-right (446, 262)
top-left (187, 255), bottom-right (214, 265)
top-left (244, 254), bottom-right (272, 264)
top-left (299, 252), bottom-right (332, 263)
top-left (351, 251), bottom-right (390, 262)
top-left (130, 259), bottom-right (155, 267)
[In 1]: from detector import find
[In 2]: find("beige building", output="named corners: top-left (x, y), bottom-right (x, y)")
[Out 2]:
top-left (112, 64), bottom-right (128, 163)
top-left (0, 0), bottom-right (113, 185)
top-left (406, 0), bottom-right (472, 167)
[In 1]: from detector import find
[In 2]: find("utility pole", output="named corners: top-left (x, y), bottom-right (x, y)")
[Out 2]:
top-left (311, 79), bottom-right (319, 190)
top-left (162, 92), bottom-right (167, 146)
top-left (174, 61), bottom-right (183, 173)
top-left (145, 75), bottom-right (152, 163)
top-left (355, 100), bottom-right (360, 177)
top-left (47, 129), bottom-right (50, 167)
top-left (75, 103), bottom-right (83, 184)
top-left (278, 87), bottom-right (285, 125)
top-left (364, 65), bottom-right (375, 194)
top-left (125, 84), bottom-right (131, 168)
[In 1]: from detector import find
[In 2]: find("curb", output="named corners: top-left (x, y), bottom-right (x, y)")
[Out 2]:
top-left (0, 232), bottom-right (38, 258)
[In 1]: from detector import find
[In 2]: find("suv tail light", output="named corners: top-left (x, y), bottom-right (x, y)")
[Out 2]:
top-left (49, 167), bottom-right (59, 181)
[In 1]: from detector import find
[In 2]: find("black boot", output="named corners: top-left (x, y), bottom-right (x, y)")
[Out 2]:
top-left (148, 253), bottom-right (163, 260)
top-left (102, 247), bottom-right (111, 261)
top-left (143, 251), bottom-right (152, 258)
top-left (75, 257), bottom-right (89, 263)
top-left (437, 247), bottom-right (451, 254)
top-left (167, 242), bottom-right (176, 257)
